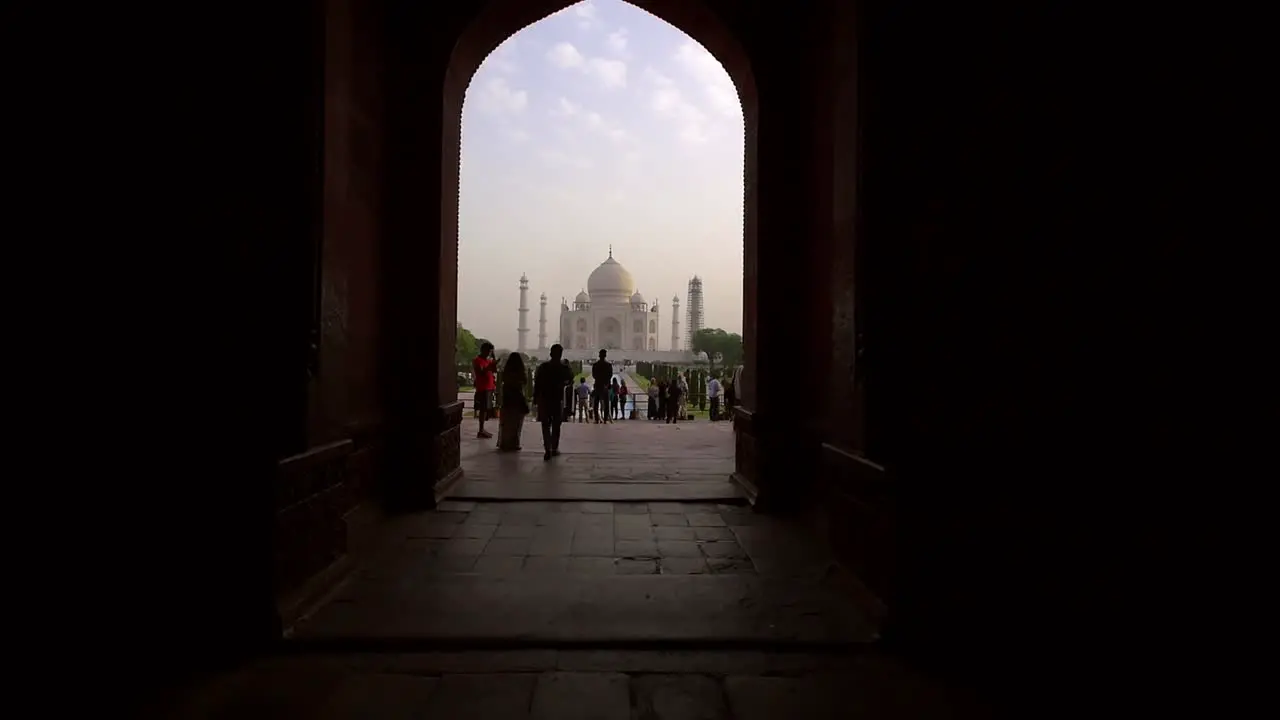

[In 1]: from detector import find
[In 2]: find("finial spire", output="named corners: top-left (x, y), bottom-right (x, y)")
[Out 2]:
top-left (608, 244), bottom-right (613, 258)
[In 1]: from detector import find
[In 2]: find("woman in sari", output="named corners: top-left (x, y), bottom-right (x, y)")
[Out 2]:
top-left (497, 353), bottom-right (529, 451)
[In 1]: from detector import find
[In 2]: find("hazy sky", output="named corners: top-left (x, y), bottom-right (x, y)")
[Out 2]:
top-left (458, 0), bottom-right (745, 350)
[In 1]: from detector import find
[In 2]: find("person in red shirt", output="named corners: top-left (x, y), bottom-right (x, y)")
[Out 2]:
top-left (472, 342), bottom-right (497, 438)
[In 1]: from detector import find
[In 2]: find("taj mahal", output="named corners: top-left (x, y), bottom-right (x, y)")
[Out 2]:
top-left (517, 248), bottom-right (699, 364)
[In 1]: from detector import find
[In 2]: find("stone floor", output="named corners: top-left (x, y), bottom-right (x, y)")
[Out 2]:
top-left (291, 501), bottom-right (872, 645)
top-left (453, 420), bottom-right (740, 501)
top-left (155, 649), bottom-right (991, 718)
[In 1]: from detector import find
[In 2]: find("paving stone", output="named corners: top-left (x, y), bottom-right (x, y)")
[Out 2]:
top-left (528, 530), bottom-right (573, 556)
top-left (457, 523), bottom-right (498, 540)
top-left (366, 650), bottom-right (558, 674)
top-left (578, 513), bottom-right (614, 529)
top-left (651, 513), bottom-right (689, 526)
top-left (615, 539), bottom-right (659, 558)
top-left (522, 556), bottom-right (569, 572)
top-left (570, 531), bottom-right (614, 556)
top-left (568, 556), bottom-right (616, 574)
top-left (406, 520), bottom-right (461, 539)
top-left (530, 672), bottom-right (629, 720)
top-left (436, 500), bottom-right (476, 512)
top-left (580, 501), bottom-right (614, 513)
top-left (494, 523), bottom-right (537, 538)
top-left (465, 510), bottom-right (503, 525)
top-left (441, 538), bottom-right (490, 556)
top-left (503, 502), bottom-right (554, 516)
top-left (661, 557), bottom-right (710, 574)
top-left (693, 526), bottom-right (735, 541)
top-left (473, 555), bottom-right (525, 574)
top-left (425, 673), bottom-right (537, 719)
top-left (655, 526), bottom-right (697, 541)
top-left (723, 676), bottom-right (845, 720)
top-left (426, 555), bottom-right (479, 573)
top-left (537, 513), bottom-right (579, 528)
top-left (700, 541), bottom-right (748, 559)
top-left (500, 513), bottom-right (539, 527)
top-left (484, 538), bottom-right (532, 556)
top-left (554, 650), bottom-right (772, 675)
top-left (319, 673), bottom-right (440, 718)
top-left (615, 522), bottom-right (655, 540)
top-left (686, 513), bottom-right (727, 527)
top-left (706, 557), bottom-right (756, 574)
top-left (616, 558), bottom-right (659, 574)
top-left (648, 502), bottom-right (689, 514)
top-left (630, 674), bottom-right (729, 720)
top-left (614, 502), bottom-right (649, 514)
top-left (658, 540), bottom-right (703, 558)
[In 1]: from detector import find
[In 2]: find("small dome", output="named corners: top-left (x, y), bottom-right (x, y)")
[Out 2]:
top-left (575, 290), bottom-right (590, 304)
top-left (672, 295), bottom-right (680, 303)
top-left (630, 290), bottom-right (646, 305)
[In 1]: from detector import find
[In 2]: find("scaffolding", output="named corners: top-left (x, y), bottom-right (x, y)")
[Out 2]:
top-left (685, 276), bottom-right (704, 350)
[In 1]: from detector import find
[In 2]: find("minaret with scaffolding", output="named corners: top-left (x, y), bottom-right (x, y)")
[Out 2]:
top-left (685, 275), bottom-right (705, 349)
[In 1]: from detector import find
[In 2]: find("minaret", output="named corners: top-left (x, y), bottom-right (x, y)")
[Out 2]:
top-left (517, 273), bottom-right (530, 352)
top-left (538, 292), bottom-right (548, 350)
top-left (671, 295), bottom-right (681, 351)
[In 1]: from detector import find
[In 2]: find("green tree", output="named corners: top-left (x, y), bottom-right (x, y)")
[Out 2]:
top-left (691, 328), bottom-right (744, 375)
top-left (456, 324), bottom-right (479, 368)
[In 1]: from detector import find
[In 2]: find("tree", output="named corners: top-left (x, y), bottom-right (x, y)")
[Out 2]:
top-left (691, 328), bottom-right (744, 375)
top-left (456, 324), bottom-right (478, 368)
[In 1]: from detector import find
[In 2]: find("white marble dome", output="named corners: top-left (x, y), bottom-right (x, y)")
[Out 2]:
top-left (630, 290), bottom-right (646, 305)
top-left (575, 289), bottom-right (590, 304)
top-left (587, 254), bottom-right (635, 302)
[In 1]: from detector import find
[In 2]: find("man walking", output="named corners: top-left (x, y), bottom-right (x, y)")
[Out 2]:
top-left (472, 342), bottom-right (497, 438)
top-left (575, 378), bottom-right (591, 421)
top-left (534, 344), bottom-right (574, 460)
top-left (591, 349), bottom-right (612, 424)
top-left (707, 373), bottom-right (723, 421)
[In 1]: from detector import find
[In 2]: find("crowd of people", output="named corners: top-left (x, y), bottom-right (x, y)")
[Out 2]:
top-left (471, 344), bottom-right (739, 460)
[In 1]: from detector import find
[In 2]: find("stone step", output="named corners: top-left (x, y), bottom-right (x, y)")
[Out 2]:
top-left (289, 574), bottom-right (875, 647)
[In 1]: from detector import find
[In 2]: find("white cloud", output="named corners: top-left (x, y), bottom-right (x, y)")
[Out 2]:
top-left (607, 28), bottom-right (628, 54)
top-left (538, 148), bottom-right (594, 170)
top-left (673, 41), bottom-right (741, 119)
top-left (644, 68), bottom-right (711, 145)
top-left (470, 77), bottom-right (528, 114)
top-left (547, 41), bottom-right (627, 89)
top-left (547, 42), bottom-right (585, 69)
top-left (573, 1), bottom-right (597, 29)
top-left (586, 58), bottom-right (627, 89)
top-left (481, 38), bottom-right (521, 75)
top-left (550, 97), bottom-right (628, 143)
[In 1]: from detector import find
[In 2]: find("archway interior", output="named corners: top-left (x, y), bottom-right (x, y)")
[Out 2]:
top-left (447, 0), bottom-right (757, 501)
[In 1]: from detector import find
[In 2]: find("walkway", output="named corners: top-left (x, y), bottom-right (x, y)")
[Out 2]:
top-left (157, 503), bottom-right (988, 717)
top-left (453, 419), bottom-right (740, 502)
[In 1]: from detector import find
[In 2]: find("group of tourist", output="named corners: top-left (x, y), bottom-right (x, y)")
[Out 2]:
top-left (471, 343), bottom-right (741, 460)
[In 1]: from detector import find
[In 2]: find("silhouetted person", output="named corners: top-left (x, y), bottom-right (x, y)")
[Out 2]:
top-left (619, 379), bottom-right (629, 419)
top-left (472, 342), bottom-right (496, 438)
top-left (656, 379), bottom-right (667, 421)
top-left (591, 349), bottom-right (612, 424)
top-left (610, 377), bottom-right (620, 420)
top-left (647, 380), bottom-right (659, 419)
top-left (497, 353), bottom-right (528, 451)
top-left (534, 344), bottom-right (574, 460)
